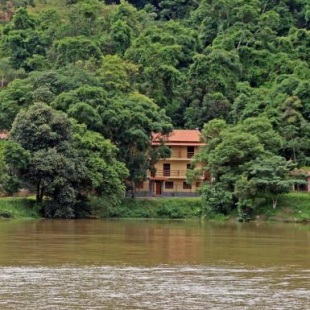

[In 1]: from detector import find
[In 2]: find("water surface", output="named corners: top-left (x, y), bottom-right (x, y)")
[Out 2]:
top-left (0, 219), bottom-right (309, 309)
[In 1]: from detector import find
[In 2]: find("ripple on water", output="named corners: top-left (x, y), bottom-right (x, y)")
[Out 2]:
top-left (0, 265), bottom-right (309, 310)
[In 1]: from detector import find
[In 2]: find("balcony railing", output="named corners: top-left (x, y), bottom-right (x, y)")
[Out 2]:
top-left (169, 152), bottom-right (195, 159)
top-left (156, 170), bottom-right (188, 177)
top-left (153, 170), bottom-right (205, 179)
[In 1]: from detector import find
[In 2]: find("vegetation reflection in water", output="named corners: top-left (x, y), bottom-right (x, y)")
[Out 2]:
top-left (0, 220), bottom-right (309, 309)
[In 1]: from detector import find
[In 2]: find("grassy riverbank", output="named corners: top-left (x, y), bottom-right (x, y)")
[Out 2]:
top-left (0, 197), bottom-right (39, 218)
top-left (257, 193), bottom-right (310, 223)
top-left (92, 193), bottom-right (310, 222)
top-left (0, 193), bottom-right (309, 222)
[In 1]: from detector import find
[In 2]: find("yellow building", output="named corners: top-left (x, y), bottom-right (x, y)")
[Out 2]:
top-left (137, 129), bottom-right (206, 196)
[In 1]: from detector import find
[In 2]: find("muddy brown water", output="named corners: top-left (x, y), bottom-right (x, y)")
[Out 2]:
top-left (0, 219), bottom-right (309, 309)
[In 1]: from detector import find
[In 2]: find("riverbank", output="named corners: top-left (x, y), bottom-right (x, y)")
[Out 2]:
top-left (256, 192), bottom-right (310, 223)
top-left (0, 193), bottom-right (309, 222)
top-left (92, 193), bottom-right (310, 222)
top-left (0, 197), bottom-right (39, 218)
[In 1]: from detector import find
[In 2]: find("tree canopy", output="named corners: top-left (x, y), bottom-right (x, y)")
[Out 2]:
top-left (4, 103), bottom-right (128, 218)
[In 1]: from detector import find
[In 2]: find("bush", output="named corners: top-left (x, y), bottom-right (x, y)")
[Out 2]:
top-left (201, 184), bottom-right (234, 215)
top-left (88, 197), bottom-right (202, 219)
top-left (157, 201), bottom-right (201, 219)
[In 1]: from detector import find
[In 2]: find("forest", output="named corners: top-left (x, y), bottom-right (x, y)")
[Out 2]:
top-left (0, 0), bottom-right (309, 218)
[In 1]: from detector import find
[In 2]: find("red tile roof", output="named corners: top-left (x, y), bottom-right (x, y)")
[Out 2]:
top-left (152, 130), bottom-right (203, 146)
top-left (0, 132), bottom-right (8, 139)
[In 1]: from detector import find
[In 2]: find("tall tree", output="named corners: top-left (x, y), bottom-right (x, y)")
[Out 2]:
top-left (193, 117), bottom-right (294, 218)
top-left (5, 102), bottom-right (127, 217)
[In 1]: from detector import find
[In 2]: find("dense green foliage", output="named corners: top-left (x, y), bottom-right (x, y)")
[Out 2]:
top-left (0, 0), bottom-right (309, 217)
top-left (4, 102), bottom-right (128, 217)
top-left (193, 118), bottom-right (306, 219)
top-left (89, 197), bottom-right (202, 218)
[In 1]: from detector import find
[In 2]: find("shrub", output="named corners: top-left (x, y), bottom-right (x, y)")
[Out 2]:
top-left (88, 197), bottom-right (202, 219)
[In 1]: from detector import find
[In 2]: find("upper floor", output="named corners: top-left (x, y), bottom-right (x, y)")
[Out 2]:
top-left (150, 129), bottom-right (205, 179)
top-left (152, 129), bottom-right (203, 159)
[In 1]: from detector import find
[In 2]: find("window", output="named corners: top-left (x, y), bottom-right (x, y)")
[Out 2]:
top-left (165, 182), bottom-right (174, 189)
top-left (187, 164), bottom-right (191, 170)
top-left (187, 146), bottom-right (195, 158)
top-left (163, 163), bottom-right (170, 176)
top-left (183, 182), bottom-right (192, 190)
top-left (196, 182), bottom-right (201, 188)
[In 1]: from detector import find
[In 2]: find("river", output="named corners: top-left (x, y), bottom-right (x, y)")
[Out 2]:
top-left (0, 219), bottom-right (309, 309)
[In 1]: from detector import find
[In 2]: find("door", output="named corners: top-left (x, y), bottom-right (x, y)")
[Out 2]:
top-left (155, 181), bottom-right (162, 195)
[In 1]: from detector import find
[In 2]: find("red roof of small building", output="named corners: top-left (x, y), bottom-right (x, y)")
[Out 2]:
top-left (152, 129), bottom-right (203, 146)
top-left (0, 132), bottom-right (8, 139)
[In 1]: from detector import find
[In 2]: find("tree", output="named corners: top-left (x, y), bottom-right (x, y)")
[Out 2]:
top-left (235, 156), bottom-right (299, 211)
top-left (1, 8), bottom-right (47, 71)
top-left (5, 102), bottom-right (127, 218)
top-left (185, 92), bottom-right (230, 128)
top-left (110, 20), bottom-right (133, 54)
top-left (50, 85), bottom-right (108, 131)
top-left (0, 57), bottom-right (25, 87)
top-left (194, 117), bottom-right (293, 218)
top-left (52, 36), bottom-right (102, 67)
top-left (184, 49), bottom-right (241, 127)
top-left (97, 55), bottom-right (139, 96)
top-left (71, 121), bottom-right (128, 207)
top-left (125, 21), bottom-right (199, 123)
top-left (98, 93), bottom-right (173, 196)
top-left (5, 102), bottom-right (77, 205)
top-left (0, 78), bottom-right (34, 130)
top-left (0, 67), bottom-right (101, 130)
top-left (65, 0), bottom-right (103, 37)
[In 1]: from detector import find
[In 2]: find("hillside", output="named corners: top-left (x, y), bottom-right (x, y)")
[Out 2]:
top-left (0, 0), bottom-right (309, 218)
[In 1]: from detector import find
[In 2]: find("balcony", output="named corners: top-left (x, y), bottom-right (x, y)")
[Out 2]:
top-left (156, 170), bottom-right (189, 178)
top-left (169, 152), bottom-right (195, 159)
top-left (152, 169), bottom-right (205, 180)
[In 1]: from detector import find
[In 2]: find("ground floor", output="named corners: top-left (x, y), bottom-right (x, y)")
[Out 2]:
top-left (134, 178), bottom-right (201, 197)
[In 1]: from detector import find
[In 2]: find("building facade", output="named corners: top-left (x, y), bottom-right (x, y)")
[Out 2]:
top-left (136, 130), bottom-right (206, 196)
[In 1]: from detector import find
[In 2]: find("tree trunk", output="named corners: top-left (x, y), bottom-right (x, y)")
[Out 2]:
top-left (131, 180), bottom-right (135, 198)
top-left (272, 196), bottom-right (278, 209)
top-left (36, 181), bottom-right (43, 203)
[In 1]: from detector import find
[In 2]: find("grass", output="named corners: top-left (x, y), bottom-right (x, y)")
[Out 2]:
top-left (256, 192), bottom-right (310, 223)
top-left (0, 197), bottom-right (40, 219)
